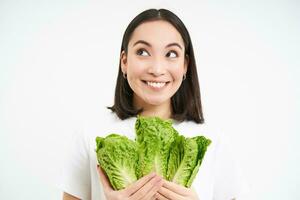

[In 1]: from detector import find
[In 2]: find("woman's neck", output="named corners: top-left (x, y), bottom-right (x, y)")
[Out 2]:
top-left (133, 96), bottom-right (172, 120)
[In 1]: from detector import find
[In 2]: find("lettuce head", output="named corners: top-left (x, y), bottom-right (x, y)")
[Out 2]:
top-left (95, 134), bottom-right (139, 190)
top-left (167, 135), bottom-right (211, 187)
top-left (135, 115), bottom-right (178, 178)
top-left (95, 116), bottom-right (211, 190)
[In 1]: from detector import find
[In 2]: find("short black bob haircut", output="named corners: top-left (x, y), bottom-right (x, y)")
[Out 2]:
top-left (108, 8), bottom-right (204, 124)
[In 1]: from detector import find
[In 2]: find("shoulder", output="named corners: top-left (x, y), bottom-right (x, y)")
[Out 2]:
top-left (81, 108), bottom-right (137, 147)
top-left (173, 120), bottom-right (221, 144)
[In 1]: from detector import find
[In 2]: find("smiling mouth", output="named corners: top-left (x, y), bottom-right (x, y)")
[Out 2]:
top-left (142, 80), bottom-right (170, 89)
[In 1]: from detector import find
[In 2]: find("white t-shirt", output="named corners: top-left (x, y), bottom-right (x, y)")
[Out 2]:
top-left (59, 110), bottom-right (250, 200)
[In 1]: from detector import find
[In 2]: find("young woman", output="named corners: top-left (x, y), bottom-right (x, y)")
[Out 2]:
top-left (61, 8), bottom-right (249, 200)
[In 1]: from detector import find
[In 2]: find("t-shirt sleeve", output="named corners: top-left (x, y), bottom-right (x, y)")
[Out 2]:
top-left (213, 131), bottom-right (250, 200)
top-left (59, 131), bottom-right (91, 200)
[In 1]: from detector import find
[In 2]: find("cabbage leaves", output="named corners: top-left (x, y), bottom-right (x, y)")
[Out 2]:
top-left (95, 116), bottom-right (211, 190)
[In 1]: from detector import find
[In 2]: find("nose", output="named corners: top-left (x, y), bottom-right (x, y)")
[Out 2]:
top-left (147, 57), bottom-right (166, 76)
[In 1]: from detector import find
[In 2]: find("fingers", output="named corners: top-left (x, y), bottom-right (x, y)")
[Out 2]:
top-left (150, 196), bottom-right (158, 200)
top-left (158, 186), bottom-right (184, 200)
top-left (142, 178), bottom-right (163, 200)
top-left (161, 179), bottom-right (190, 196)
top-left (129, 175), bottom-right (162, 200)
top-left (97, 165), bottom-right (113, 191)
top-left (125, 172), bottom-right (156, 196)
top-left (155, 192), bottom-right (168, 200)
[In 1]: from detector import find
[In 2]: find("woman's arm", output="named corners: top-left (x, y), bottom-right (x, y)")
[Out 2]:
top-left (63, 192), bottom-right (81, 200)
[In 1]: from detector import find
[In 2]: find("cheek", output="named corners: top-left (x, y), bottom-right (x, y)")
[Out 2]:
top-left (127, 59), bottom-right (146, 79)
top-left (170, 64), bottom-right (185, 81)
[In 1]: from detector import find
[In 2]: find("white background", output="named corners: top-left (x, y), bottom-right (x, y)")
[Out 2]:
top-left (0, 0), bottom-right (299, 199)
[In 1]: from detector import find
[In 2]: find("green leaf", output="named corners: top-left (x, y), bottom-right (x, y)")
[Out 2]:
top-left (95, 116), bottom-right (212, 190)
top-left (168, 135), bottom-right (211, 187)
top-left (95, 134), bottom-right (139, 190)
top-left (135, 115), bottom-right (178, 178)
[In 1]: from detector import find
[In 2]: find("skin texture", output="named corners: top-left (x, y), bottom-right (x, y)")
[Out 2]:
top-left (97, 165), bottom-right (164, 200)
top-left (121, 20), bottom-right (188, 120)
top-left (98, 164), bottom-right (200, 200)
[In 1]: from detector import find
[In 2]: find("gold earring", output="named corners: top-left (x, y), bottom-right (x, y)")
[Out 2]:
top-left (123, 72), bottom-right (127, 79)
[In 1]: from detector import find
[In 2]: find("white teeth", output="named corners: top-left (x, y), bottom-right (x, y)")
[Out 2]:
top-left (146, 81), bottom-right (166, 88)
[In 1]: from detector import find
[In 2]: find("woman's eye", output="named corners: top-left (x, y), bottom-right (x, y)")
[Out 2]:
top-left (166, 51), bottom-right (178, 58)
top-left (136, 49), bottom-right (150, 56)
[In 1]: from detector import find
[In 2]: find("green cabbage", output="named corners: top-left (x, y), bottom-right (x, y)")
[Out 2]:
top-left (95, 116), bottom-right (211, 190)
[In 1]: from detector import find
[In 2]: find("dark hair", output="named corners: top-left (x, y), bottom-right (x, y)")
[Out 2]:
top-left (108, 8), bottom-right (204, 124)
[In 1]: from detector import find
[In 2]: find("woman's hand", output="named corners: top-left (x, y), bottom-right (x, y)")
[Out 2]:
top-left (97, 165), bottom-right (163, 200)
top-left (155, 180), bottom-right (199, 200)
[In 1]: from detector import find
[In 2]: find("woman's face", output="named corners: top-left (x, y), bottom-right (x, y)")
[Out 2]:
top-left (121, 20), bottom-right (188, 107)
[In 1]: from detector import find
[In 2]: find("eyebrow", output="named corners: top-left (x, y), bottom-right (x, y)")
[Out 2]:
top-left (133, 40), bottom-right (183, 50)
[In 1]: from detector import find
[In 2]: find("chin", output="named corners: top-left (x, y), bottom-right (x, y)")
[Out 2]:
top-left (144, 97), bottom-right (170, 106)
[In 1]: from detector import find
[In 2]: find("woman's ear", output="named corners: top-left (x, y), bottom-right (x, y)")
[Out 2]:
top-left (120, 50), bottom-right (128, 74)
